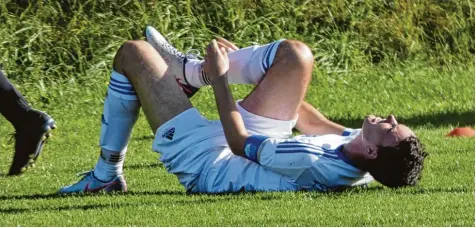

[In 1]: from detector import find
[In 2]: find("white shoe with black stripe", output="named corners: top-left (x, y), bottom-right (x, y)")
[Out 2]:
top-left (145, 26), bottom-right (200, 98)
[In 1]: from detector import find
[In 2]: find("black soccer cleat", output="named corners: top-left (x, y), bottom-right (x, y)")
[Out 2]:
top-left (8, 109), bottom-right (56, 175)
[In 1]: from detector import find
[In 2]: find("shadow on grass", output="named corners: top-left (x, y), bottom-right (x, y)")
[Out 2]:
top-left (132, 135), bottom-right (155, 141)
top-left (1, 186), bottom-right (469, 214)
top-left (0, 204), bottom-right (112, 214)
top-left (0, 189), bottom-right (286, 202)
top-left (0, 190), bottom-right (185, 201)
top-left (0, 197), bottom-right (223, 215)
top-left (123, 163), bottom-right (163, 170)
top-left (334, 186), bottom-right (472, 195)
top-left (2, 185), bottom-right (467, 202)
top-left (0, 191), bottom-right (288, 215)
top-left (329, 110), bottom-right (475, 129)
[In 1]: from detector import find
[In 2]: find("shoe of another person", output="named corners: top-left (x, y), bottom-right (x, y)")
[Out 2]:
top-left (8, 109), bottom-right (56, 175)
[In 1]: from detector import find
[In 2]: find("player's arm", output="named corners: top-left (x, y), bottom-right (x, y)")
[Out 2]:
top-left (212, 77), bottom-right (249, 156)
top-left (205, 39), bottom-right (249, 157)
top-left (295, 101), bottom-right (352, 135)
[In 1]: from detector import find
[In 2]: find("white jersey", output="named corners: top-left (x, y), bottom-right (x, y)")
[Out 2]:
top-left (244, 132), bottom-right (373, 191)
top-left (154, 107), bottom-right (373, 193)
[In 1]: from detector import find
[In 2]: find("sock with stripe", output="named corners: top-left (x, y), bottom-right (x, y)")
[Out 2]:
top-left (184, 39), bottom-right (284, 88)
top-left (93, 70), bottom-right (140, 182)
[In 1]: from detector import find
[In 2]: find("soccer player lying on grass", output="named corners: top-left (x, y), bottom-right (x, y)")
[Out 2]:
top-left (59, 26), bottom-right (427, 194)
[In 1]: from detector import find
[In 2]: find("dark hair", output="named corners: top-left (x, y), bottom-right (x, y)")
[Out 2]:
top-left (362, 136), bottom-right (428, 188)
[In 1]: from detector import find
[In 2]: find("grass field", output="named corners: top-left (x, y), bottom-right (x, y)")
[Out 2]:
top-left (0, 0), bottom-right (474, 226)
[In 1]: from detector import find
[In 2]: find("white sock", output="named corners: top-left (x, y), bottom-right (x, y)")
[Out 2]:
top-left (93, 70), bottom-right (140, 182)
top-left (184, 40), bottom-right (284, 88)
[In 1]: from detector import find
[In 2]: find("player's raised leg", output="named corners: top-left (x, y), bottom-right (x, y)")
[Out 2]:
top-left (145, 26), bottom-right (344, 137)
top-left (146, 26), bottom-right (332, 132)
top-left (238, 40), bottom-right (313, 120)
top-left (59, 40), bottom-right (192, 194)
top-left (146, 26), bottom-right (288, 96)
top-left (113, 40), bottom-right (193, 132)
top-left (191, 38), bottom-right (316, 137)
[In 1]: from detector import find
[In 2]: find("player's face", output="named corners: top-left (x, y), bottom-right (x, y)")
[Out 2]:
top-left (361, 115), bottom-right (415, 147)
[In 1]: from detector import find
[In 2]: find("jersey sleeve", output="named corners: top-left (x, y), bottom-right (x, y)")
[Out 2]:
top-left (243, 135), bottom-right (314, 180)
top-left (342, 128), bottom-right (362, 137)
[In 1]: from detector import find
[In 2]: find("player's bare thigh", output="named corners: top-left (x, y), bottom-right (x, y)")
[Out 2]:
top-left (240, 40), bottom-right (314, 121)
top-left (113, 40), bottom-right (192, 132)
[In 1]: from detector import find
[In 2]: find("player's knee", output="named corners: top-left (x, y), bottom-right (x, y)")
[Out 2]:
top-left (273, 40), bottom-right (313, 83)
top-left (113, 40), bottom-right (139, 74)
top-left (113, 40), bottom-right (154, 74)
top-left (277, 40), bottom-right (314, 68)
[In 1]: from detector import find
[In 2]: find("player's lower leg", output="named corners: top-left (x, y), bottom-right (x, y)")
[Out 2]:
top-left (0, 70), bottom-right (56, 175)
top-left (187, 40), bottom-right (284, 87)
top-left (146, 26), bottom-right (283, 90)
top-left (59, 71), bottom-right (139, 193)
top-left (94, 71), bottom-right (140, 181)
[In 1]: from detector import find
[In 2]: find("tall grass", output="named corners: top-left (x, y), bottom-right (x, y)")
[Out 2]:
top-left (0, 2), bottom-right (473, 226)
top-left (0, 0), bottom-right (473, 105)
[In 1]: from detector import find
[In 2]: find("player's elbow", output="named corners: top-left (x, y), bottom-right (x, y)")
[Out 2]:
top-left (228, 141), bottom-right (246, 158)
top-left (229, 145), bottom-right (245, 157)
top-left (226, 134), bottom-right (249, 158)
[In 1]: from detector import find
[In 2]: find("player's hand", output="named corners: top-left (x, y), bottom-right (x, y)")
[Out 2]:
top-left (216, 37), bottom-right (239, 53)
top-left (203, 39), bottom-right (229, 84)
top-left (201, 38), bottom-right (237, 80)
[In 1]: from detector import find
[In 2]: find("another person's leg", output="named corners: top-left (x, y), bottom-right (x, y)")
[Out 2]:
top-left (0, 70), bottom-right (55, 175)
top-left (59, 40), bottom-right (193, 193)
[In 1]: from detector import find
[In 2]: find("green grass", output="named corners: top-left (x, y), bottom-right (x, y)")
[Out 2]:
top-left (0, 0), bottom-right (474, 226)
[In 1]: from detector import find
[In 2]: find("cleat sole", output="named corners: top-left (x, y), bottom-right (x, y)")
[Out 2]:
top-left (31, 119), bottom-right (56, 163)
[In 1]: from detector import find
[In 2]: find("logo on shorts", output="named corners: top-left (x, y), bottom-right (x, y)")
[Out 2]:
top-left (162, 127), bottom-right (175, 140)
